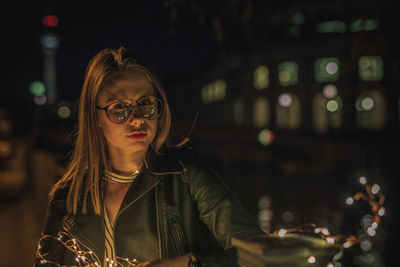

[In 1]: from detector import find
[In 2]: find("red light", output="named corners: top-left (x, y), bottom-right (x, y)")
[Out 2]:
top-left (42, 15), bottom-right (59, 27)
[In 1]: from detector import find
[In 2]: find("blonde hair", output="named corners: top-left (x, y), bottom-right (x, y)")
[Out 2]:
top-left (49, 47), bottom-right (171, 215)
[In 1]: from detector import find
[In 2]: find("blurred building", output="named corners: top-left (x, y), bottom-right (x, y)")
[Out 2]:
top-left (166, 1), bottom-right (399, 266)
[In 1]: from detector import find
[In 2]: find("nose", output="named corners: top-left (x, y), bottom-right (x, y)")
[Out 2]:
top-left (128, 107), bottom-right (144, 126)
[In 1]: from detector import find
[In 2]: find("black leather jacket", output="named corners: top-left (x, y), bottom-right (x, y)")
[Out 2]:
top-left (35, 147), bottom-right (263, 266)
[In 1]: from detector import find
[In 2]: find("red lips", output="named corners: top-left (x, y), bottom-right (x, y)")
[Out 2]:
top-left (128, 131), bottom-right (148, 141)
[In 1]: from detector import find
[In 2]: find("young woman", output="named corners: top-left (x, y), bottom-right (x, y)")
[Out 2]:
top-left (35, 47), bottom-right (262, 267)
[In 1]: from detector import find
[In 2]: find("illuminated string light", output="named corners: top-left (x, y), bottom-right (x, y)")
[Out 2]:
top-left (36, 231), bottom-right (139, 266)
top-left (269, 176), bottom-right (385, 264)
top-left (278, 228), bottom-right (287, 237)
top-left (371, 184), bottom-right (380, 195)
top-left (359, 176), bottom-right (367, 185)
top-left (307, 255), bottom-right (316, 263)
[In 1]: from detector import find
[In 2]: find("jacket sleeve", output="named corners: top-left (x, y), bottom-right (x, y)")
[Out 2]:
top-left (179, 149), bottom-right (264, 266)
top-left (34, 190), bottom-right (69, 266)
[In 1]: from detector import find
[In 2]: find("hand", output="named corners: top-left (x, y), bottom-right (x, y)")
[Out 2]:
top-left (136, 255), bottom-right (190, 267)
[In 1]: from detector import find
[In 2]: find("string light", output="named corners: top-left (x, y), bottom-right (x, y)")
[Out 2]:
top-left (270, 176), bottom-right (385, 265)
top-left (36, 231), bottom-right (139, 266)
top-left (307, 255), bottom-right (316, 264)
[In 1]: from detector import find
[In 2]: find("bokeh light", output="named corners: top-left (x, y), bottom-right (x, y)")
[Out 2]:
top-left (34, 95), bottom-right (47, 106)
top-left (322, 84), bottom-right (337, 99)
top-left (278, 93), bottom-right (293, 107)
top-left (29, 81), bottom-right (46, 96)
top-left (258, 129), bottom-right (274, 146)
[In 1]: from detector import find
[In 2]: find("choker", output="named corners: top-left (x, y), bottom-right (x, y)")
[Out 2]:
top-left (103, 170), bottom-right (140, 183)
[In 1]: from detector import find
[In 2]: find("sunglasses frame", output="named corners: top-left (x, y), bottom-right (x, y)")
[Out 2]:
top-left (96, 96), bottom-right (163, 124)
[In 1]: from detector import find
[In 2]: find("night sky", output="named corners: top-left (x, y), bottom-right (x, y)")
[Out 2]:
top-left (1, 1), bottom-right (220, 104)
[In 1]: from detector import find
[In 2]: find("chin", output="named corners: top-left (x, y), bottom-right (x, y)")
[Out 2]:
top-left (125, 142), bottom-right (151, 153)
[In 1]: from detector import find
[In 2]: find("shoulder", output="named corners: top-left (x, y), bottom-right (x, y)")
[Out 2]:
top-left (169, 145), bottom-right (229, 189)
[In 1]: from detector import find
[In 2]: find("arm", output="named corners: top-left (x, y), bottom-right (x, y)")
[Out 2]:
top-left (34, 193), bottom-right (69, 266)
top-left (180, 150), bottom-right (264, 266)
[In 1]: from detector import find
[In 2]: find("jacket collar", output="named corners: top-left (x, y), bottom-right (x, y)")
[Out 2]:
top-left (145, 146), bottom-right (186, 175)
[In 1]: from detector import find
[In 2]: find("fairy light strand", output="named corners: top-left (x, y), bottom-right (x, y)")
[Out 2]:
top-left (270, 176), bottom-right (385, 266)
top-left (36, 231), bottom-right (139, 266)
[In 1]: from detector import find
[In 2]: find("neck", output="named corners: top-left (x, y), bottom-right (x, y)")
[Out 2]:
top-left (108, 147), bottom-right (148, 175)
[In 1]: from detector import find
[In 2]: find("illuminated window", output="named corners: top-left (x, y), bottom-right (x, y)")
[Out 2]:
top-left (315, 20), bottom-right (347, 34)
top-left (276, 93), bottom-right (301, 129)
top-left (355, 90), bottom-right (386, 129)
top-left (233, 100), bottom-right (244, 126)
top-left (253, 97), bottom-right (270, 128)
top-left (201, 79), bottom-right (226, 103)
top-left (315, 57), bottom-right (340, 83)
top-left (351, 19), bottom-right (379, 32)
top-left (278, 61), bottom-right (298, 86)
top-left (312, 92), bottom-right (343, 133)
top-left (358, 56), bottom-right (383, 81)
top-left (253, 65), bottom-right (269, 90)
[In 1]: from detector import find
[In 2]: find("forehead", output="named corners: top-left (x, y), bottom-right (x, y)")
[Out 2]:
top-left (99, 71), bottom-right (155, 103)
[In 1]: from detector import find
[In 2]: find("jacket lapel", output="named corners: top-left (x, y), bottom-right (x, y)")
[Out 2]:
top-left (119, 173), bottom-right (160, 211)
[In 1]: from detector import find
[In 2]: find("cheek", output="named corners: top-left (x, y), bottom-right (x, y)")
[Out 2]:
top-left (148, 120), bottom-right (158, 140)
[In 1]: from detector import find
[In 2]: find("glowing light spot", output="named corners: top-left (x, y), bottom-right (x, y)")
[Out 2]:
top-left (371, 184), bottom-right (380, 195)
top-left (367, 227), bottom-right (376, 236)
top-left (307, 255), bottom-right (316, 263)
top-left (326, 99), bottom-right (339, 112)
top-left (326, 62), bottom-right (338, 75)
top-left (326, 237), bottom-right (335, 244)
top-left (34, 95), bottom-right (47, 106)
top-left (30, 81), bottom-right (46, 96)
top-left (343, 241), bottom-right (351, 248)
top-left (40, 33), bottom-right (60, 49)
top-left (378, 207), bottom-right (385, 216)
top-left (346, 197), bottom-right (354, 205)
top-left (322, 84), bottom-right (337, 99)
top-left (314, 228), bottom-right (321, 234)
top-left (58, 105), bottom-right (71, 118)
top-left (327, 263), bottom-right (334, 267)
top-left (371, 222), bottom-right (378, 229)
top-left (42, 15), bottom-right (59, 27)
top-left (359, 176), bottom-right (367, 185)
top-left (321, 228), bottom-right (330, 236)
top-left (278, 93), bottom-right (293, 107)
top-left (258, 129), bottom-right (274, 146)
top-left (315, 57), bottom-right (340, 82)
top-left (361, 97), bottom-right (374, 111)
top-left (278, 228), bottom-right (287, 237)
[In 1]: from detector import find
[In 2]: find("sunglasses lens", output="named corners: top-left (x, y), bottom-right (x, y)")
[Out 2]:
top-left (107, 103), bottom-right (131, 123)
top-left (137, 97), bottom-right (162, 120)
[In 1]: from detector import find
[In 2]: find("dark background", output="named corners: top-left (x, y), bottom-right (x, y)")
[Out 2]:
top-left (0, 1), bottom-right (399, 266)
